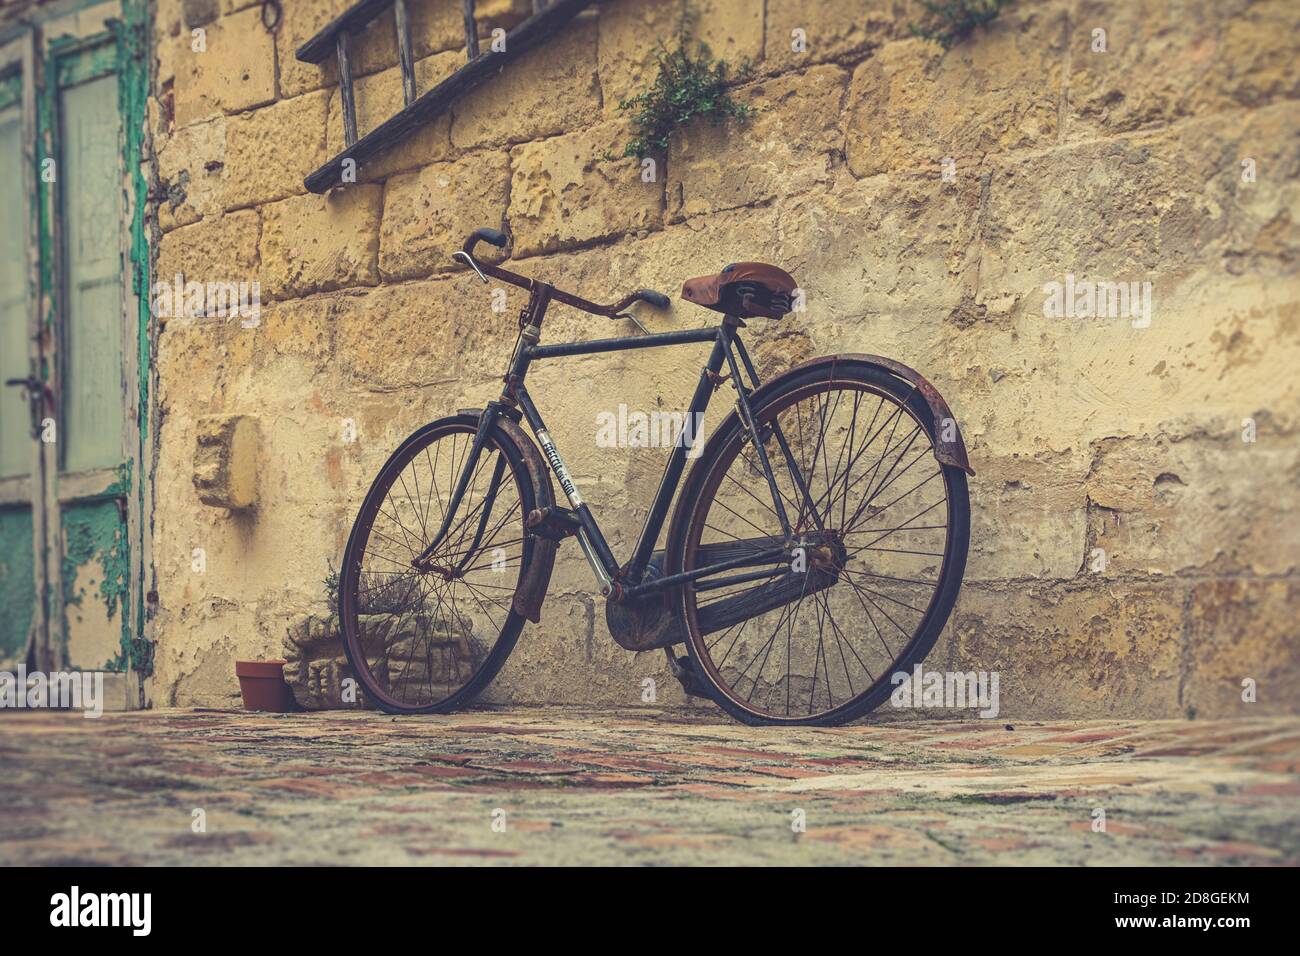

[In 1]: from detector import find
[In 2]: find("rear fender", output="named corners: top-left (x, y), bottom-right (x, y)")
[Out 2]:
top-left (663, 353), bottom-right (972, 595)
top-left (749, 354), bottom-right (975, 476)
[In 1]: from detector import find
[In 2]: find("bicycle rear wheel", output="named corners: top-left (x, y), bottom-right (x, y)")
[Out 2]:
top-left (338, 415), bottom-right (535, 714)
top-left (670, 363), bottom-right (970, 725)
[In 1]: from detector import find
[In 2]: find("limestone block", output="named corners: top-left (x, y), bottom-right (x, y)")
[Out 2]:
top-left (378, 152), bottom-right (511, 280)
top-left (154, 319), bottom-right (235, 415)
top-left (596, 0), bottom-right (680, 115)
top-left (764, 0), bottom-right (917, 74)
top-left (1068, 0), bottom-right (1300, 139)
top-left (221, 91), bottom-right (329, 210)
top-left (487, 592), bottom-right (686, 707)
top-left (276, 0), bottom-right (363, 100)
top-left (743, 327), bottom-right (813, 381)
top-left (596, 0), bottom-right (764, 121)
top-left (944, 583), bottom-right (1184, 719)
top-left (334, 273), bottom-right (517, 388)
top-left (978, 102), bottom-right (1300, 314)
top-left (966, 453), bottom-right (1088, 582)
top-left (1084, 430), bottom-right (1300, 577)
top-left (172, 6), bottom-right (276, 128)
top-left (243, 296), bottom-right (343, 372)
top-left (259, 186), bottom-right (383, 299)
top-left (156, 116), bottom-right (227, 231)
top-left (691, 0), bottom-right (764, 72)
top-left (451, 16), bottom-right (601, 150)
top-left (667, 65), bottom-right (847, 221)
top-left (509, 121), bottom-right (662, 257)
top-left (193, 414), bottom-right (259, 509)
top-left (1182, 579), bottom-right (1300, 717)
top-left (844, 1), bottom-right (1065, 178)
top-left (282, 612), bottom-right (370, 710)
top-left (154, 210), bottom-right (261, 316)
top-left (768, 170), bottom-right (980, 326)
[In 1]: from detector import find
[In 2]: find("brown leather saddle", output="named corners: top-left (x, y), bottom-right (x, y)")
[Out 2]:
top-left (681, 262), bottom-right (797, 320)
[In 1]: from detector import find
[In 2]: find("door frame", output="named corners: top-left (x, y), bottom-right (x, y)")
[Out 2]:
top-left (2, 0), bottom-right (153, 706)
top-left (0, 29), bottom-right (50, 673)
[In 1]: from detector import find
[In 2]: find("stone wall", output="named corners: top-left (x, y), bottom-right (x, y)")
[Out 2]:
top-left (146, 0), bottom-right (1300, 719)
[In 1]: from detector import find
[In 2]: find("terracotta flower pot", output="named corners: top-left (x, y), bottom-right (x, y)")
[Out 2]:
top-left (235, 660), bottom-right (296, 712)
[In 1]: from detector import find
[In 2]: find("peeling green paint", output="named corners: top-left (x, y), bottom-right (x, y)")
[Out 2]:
top-left (116, 1), bottom-right (153, 680)
top-left (55, 40), bottom-right (117, 87)
top-left (0, 509), bottom-right (35, 664)
top-left (0, 73), bottom-right (18, 109)
top-left (61, 502), bottom-right (124, 616)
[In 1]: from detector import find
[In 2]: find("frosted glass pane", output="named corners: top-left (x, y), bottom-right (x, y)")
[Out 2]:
top-left (0, 106), bottom-right (29, 479)
top-left (60, 74), bottom-right (124, 474)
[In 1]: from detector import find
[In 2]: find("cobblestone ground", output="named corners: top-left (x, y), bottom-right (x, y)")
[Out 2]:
top-left (1, 709), bottom-right (1297, 866)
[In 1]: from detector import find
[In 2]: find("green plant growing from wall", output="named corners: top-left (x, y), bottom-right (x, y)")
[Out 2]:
top-left (323, 562), bottom-right (340, 610)
top-left (910, 0), bottom-right (1011, 49)
top-left (614, 5), bottom-right (754, 158)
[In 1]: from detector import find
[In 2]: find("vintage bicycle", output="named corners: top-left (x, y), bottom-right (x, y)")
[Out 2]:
top-left (339, 228), bottom-right (974, 725)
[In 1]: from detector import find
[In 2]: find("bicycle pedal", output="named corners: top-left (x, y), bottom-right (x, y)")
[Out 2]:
top-left (526, 505), bottom-right (582, 541)
top-left (668, 651), bottom-right (713, 699)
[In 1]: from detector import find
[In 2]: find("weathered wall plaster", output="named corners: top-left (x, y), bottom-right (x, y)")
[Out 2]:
top-left (145, 0), bottom-right (1300, 718)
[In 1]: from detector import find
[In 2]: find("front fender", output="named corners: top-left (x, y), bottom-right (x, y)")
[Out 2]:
top-left (749, 353), bottom-right (975, 476)
top-left (462, 408), bottom-right (558, 624)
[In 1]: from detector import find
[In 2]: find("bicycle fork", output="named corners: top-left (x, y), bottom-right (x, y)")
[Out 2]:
top-left (412, 402), bottom-right (510, 572)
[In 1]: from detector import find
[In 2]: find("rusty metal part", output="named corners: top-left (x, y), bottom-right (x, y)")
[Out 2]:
top-left (526, 505), bottom-right (581, 541)
top-left (666, 649), bottom-right (713, 698)
top-left (808, 544), bottom-right (838, 573)
top-left (605, 556), bottom-right (685, 651)
top-left (459, 404), bottom-right (520, 423)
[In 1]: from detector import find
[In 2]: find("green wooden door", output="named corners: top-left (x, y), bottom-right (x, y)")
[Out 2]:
top-left (0, 5), bottom-right (150, 699)
top-left (42, 30), bottom-right (141, 682)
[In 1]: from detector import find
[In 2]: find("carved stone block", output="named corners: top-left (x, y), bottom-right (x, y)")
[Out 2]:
top-left (193, 414), bottom-right (258, 510)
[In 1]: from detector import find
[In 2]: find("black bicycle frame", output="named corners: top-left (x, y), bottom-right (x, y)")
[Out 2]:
top-left (415, 279), bottom-right (811, 602)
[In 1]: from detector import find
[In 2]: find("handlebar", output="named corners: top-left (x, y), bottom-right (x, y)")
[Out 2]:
top-left (456, 227), bottom-right (671, 319)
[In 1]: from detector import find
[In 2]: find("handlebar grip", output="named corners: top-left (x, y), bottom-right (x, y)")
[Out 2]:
top-left (461, 228), bottom-right (508, 258)
top-left (637, 289), bottom-right (671, 309)
top-left (469, 227), bottom-right (508, 250)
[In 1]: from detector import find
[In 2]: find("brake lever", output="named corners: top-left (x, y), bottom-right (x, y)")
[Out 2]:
top-left (451, 250), bottom-right (490, 284)
top-left (613, 311), bottom-right (650, 336)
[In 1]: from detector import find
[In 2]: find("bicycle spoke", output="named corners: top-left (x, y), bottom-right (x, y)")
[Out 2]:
top-left (682, 376), bottom-right (957, 722)
top-left (344, 424), bottom-right (529, 712)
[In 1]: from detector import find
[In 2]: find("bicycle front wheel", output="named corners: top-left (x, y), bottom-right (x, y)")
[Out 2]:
top-left (338, 415), bottom-right (536, 714)
top-left (670, 363), bottom-right (970, 726)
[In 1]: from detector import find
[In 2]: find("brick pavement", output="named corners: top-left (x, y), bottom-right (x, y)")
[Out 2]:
top-left (1, 709), bottom-right (1297, 865)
